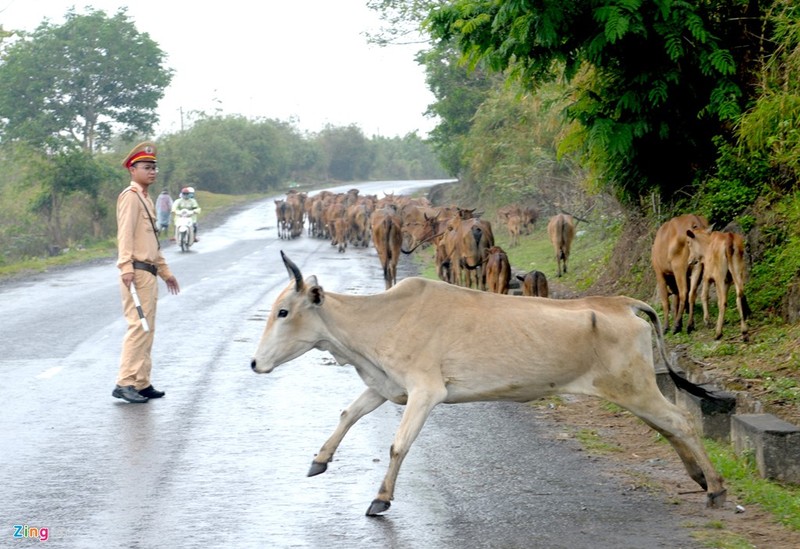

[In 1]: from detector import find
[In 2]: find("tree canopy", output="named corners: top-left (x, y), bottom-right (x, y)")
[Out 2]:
top-left (427, 0), bottom-right (770, 202)
top-left (0, 8), bottom-right (172, 152)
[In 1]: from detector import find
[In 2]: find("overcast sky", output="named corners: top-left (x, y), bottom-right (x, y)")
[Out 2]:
top-left (0, 0), bottom-right (437, 138)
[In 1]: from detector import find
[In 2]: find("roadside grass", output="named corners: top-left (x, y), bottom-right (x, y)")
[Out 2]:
top-left (0, 238), bottom-right (118, 278)
top-left (0, 190), bottom-right (259, 280)
top-left (574, 428), bottom-right (623, 453)
top-left (706, 440), bottom-right (800, 531)
top-left (689, 525), bottom-right (753, 548)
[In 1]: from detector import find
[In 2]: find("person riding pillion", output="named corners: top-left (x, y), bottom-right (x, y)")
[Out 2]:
top-left (172, 187), bottom-right (201, 242)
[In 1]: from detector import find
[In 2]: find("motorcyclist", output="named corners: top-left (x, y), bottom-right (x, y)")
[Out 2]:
top-left (171, 187), bottom-right (201, 243)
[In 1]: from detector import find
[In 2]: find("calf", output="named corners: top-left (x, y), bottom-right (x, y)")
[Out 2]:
top-left (516, 270), bottom-right (549, 297)
top-left (484, 246), bottom-right (511, 294)
top-left (686, 228), bottom-right (750, 341)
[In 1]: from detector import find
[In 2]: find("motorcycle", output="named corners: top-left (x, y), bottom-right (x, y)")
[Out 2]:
top-left (174, 208), bottom-right (195, 252)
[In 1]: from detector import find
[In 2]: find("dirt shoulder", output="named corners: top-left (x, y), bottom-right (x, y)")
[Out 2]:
top-left (538, 395), bottom-right (800, 548)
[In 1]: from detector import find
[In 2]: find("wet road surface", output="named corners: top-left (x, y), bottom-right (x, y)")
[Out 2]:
top-left (1, 180), bottom-right (706, 548)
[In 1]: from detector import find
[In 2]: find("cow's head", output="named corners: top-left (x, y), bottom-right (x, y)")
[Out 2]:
top-left (251, 252), bottom-right (325, 374)
top-left (401, 211), bottom-right (443, 254)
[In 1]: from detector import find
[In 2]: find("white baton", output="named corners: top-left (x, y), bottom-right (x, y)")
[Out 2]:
top-left (129, 282), bottom-right (151, 332)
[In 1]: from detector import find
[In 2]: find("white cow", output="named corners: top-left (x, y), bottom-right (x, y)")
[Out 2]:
top-left (251, 252), bottom-right (726, 516)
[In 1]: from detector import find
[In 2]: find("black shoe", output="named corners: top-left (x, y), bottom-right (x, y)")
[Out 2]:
top-left (112, 385), bottom-right (149, 403)
top-left (139, 385), bottom-right (165, 399)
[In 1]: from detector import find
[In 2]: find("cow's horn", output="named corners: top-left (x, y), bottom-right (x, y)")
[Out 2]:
top-left (281, 251), bottom-right (304, 291)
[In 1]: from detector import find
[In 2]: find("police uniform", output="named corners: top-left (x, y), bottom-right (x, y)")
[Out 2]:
top-left (115, 142), bottom-right (175, 401)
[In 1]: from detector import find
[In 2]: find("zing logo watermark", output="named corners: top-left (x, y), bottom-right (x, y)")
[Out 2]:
top-left (12, 525), bottom-right (49, 542)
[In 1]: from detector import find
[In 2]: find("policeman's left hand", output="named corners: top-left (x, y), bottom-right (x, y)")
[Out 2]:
top-left (165, 276), bottom-right (180, 295)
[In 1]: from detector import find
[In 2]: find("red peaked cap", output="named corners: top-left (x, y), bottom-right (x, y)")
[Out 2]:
top-left (122, 141), bottom-right (158, 168)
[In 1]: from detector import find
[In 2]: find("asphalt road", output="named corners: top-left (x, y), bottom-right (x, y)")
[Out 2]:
top-left (1, 179), bottom-right (708, 548)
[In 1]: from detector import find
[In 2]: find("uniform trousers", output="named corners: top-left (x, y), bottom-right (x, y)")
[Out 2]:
top-left (117, 269), bottom-right (158, 389)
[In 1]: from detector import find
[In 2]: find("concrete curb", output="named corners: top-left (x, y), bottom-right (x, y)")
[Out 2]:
top-left (656, 349), bottom-right (800, 484)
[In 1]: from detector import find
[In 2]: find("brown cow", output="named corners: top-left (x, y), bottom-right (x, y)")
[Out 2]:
top-left (498, 204), bottom-right (537, 238)
top-left (251, 252), bottom-right (727, 515)
top-left (484, 246), bottom-right (511, 294)
top-left (401, 210), bottom-right (450, 253)
top-left (516, 270), bottom-right (549, 298)
top-left (686, 228), bottom-right (750, 341)
top-left (371, 206), bottom-right (403, 290)
top-left (346, 201), bottom-right (371, 248)
top-left (547, 214), bottom-right (575, 277)
top-left (506, 214), bottom-right (522, 247)
top-left (450, 209), bottom-right (495, 290)
top-left (522, 205), bottom-right (538, 234)
top-left (651, 214), bottom-right (709, 334)
top-left (275, 199), bottom-right (289, 239)
top-left (332, 216), bottom-right (348, 253)
top-left (285, 190), bottom-right (306, 239)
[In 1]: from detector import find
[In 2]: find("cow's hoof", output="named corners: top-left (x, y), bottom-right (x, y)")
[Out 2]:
top-left (366, 499), bottom-right (391, 516)
top-left (706, 489), bottom-right (727, 508)
top-left (307, 461), bottom-right (328, 477)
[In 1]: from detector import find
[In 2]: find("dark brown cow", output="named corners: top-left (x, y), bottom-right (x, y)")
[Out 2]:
top-left (651, 214), bottom-right (709, 334)
top-left (547, 214), bottom-right (575, 277)
top-left (371, 206), bottom-right (403, 290)
top-left (484, 246), bottom-right (511, 294)
top-left (516, 270), bottom-right (549, 297)
top-left (686, 228), bottom-right (750, 341)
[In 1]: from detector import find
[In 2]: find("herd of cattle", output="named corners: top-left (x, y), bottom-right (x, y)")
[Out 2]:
top-left (274, 189), bottom-right (749, 342)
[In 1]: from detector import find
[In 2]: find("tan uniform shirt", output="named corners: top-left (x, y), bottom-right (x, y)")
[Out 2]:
top-left (116, 182), bottom-right (174, 281)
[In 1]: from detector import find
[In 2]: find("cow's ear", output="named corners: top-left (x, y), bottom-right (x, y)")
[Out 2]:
top-left (306, 277), bottom-right (325, 306)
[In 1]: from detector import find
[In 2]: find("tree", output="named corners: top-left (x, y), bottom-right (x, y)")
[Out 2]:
top-left (366, 0), bottom-right (446, 45)
top-left (160, 115), bottom-right (298, 194)
top-left (738, 1), bottom-right (800, 182)
top-left (0, 8), bottom-right (172, 152)
top-left (419, 42), bottom-right (496, 177)
top-left (428, 0), bottom-right (771, 202)
top-left (317, 125), bottom-right (374, 181)
top-left (30, 148), bottom-right (111, 248)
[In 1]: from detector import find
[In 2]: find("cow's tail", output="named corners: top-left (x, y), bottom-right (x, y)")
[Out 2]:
top-left (558, 217), bottom-right (568, 259)
top-left (634, 301), bottom-right (718, 401)
top-left (383, 217), bottom-right (394, 262)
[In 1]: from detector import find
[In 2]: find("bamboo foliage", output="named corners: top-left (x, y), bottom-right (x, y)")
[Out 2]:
top-left (738, 1), bottom-right (800, 180)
